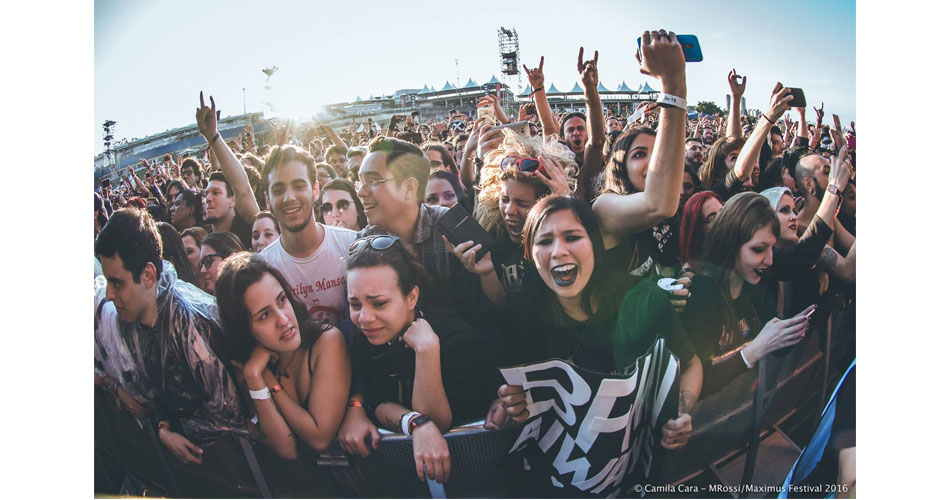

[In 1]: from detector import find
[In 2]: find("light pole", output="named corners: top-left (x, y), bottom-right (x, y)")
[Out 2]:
top-left (243, 87), bottom-right (247, 116)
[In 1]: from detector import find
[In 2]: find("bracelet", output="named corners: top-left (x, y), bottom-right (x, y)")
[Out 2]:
top-left (209, 132), bottom-right (221, 145)
top-left (655, 93), bottom-right (687, 111)
top-left (408, 414), bottom-right (432, 436)
top-left (249, 387), bottom-right (271, 400)
top-left (347, 400), bottom-right (364, 408)
top-left (762, 115), bottom-right (776, 125)
top-left (532, 87), bottom-right (543, 94)
top-left (271, 383), bottom-right (283, 395)
top-left (157, 421), bottom-right (171, 432)
top-left (400, 411), bottom-right (421, 436)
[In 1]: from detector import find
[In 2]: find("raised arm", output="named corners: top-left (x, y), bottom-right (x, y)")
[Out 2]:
top-left (477, 94), bottom-right (510, 125)
top-left (592, 29), bottom-right (687, 245)
top-left (523, 57), bottom-right (558, 138)
top-left (320, 124), bottom-right (349, 149)
top-left (730, 83), bottom-right (792, 182)
top-left (196, 91), bottom-right (261, 222)
top-left (726, 69), bottom-right (746, 138)
top-left (577, 47), bottom-right (606, 202)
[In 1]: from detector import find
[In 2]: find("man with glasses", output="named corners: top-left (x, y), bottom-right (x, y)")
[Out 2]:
top-left (180, 158), bottom-right (203, 189)
top-left (356, 136), bottom-right (495, 316)
top-left (195, 92), bottom-right (357, 327)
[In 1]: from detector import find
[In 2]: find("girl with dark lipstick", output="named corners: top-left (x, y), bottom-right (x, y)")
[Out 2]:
top-left (488, 195), bottom-right (703, 451)
top-left (680, 192), bottom-right (817, 398)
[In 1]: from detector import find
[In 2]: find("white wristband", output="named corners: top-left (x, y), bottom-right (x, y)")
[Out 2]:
top-left (739, 349), bottom-right (754, 369)
top-left (656, 93), bottom-right (687, 111)
top-left (401, 411), bottom-right (421, 436)
top-left (249, 387), bottom-right (271, 400)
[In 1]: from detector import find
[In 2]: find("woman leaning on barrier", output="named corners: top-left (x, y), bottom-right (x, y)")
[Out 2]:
top-left (680, 192), bottom-right (817, 398)
top-left (215, 252), bottom-right (351, 459)
top-left (337, 234), bottom-right (495, 485)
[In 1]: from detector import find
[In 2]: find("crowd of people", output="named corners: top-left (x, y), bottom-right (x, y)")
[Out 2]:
top-left (94, 30), bottom-right (856, 496)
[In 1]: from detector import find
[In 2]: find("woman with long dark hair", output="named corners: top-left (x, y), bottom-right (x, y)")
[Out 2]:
top-left (681, 192), bottom-right (816, 398)
top-left (181, 226), bottom-right (208, 291)
top-left (215, 252), bottom-right (350, 459)
top-left (155, 222), bottom-right (197, 286)
top-left (336, 234), bottom-right (495, 485)
top-left (317, 178), bottom-right (366, 231)
top-left (491, 195), bottom-right (702, 437)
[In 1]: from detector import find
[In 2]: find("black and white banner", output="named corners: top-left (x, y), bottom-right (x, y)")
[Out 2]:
top-left (500, 337), bottom-right (680, 497)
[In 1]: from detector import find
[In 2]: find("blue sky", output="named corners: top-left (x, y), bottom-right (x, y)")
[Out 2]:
top-left (94, 0), bottom-right (855, 153)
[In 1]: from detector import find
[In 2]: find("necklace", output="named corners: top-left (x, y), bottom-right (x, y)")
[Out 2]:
top-left (273, 350), bottom-right (299, 380)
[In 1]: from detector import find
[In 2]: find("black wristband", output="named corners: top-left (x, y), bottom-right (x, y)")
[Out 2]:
top-left (209, 132), bottom-right (221, 145)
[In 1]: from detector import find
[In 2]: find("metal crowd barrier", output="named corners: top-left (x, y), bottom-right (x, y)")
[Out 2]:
top-left (95, 299), bottom-right (853, 498)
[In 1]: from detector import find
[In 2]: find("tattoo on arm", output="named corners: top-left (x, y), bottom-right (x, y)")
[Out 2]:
top-left (816, 246), bottom-right (839, 272)
top-left (679, 391), bottom-right (697, 414)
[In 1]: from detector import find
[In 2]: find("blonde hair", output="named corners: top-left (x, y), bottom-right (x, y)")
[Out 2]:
top-left (474, 130), bottom-right (578, 238)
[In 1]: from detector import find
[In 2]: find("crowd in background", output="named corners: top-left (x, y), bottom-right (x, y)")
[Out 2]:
top-left (94, 30), bottom-right (856, 496)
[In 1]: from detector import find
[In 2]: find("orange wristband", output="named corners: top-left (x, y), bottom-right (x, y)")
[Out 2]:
top-left (347, 400), bottom-right (363, 408)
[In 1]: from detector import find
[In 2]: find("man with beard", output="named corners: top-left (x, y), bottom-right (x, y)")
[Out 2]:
top-left (685, 137), bottom-right (704, 171)
top-left (195, 92), bottom-right (356, 326)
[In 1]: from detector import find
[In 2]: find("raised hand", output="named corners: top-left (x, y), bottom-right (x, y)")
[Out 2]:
top-left (635, 30), bottom-right (686, 89)
top-left (765, 82), bottom-right (794, 123)
top-left (195, 91), bottom-right (218, 142)
top-left (522, 56), bottom-right (545, 90)
top-left (727, 68), bottom-right (747, 97)
top-left (829, 145), bottom-right (852, 193)
top-left (443, 236), bottom-right (494, 276)
top-left (813, 102), bottom-right (824, 126)
top-left (577, 47), bottom-right (599, 90)
top-left (476, 94), bottom-right (507, 123)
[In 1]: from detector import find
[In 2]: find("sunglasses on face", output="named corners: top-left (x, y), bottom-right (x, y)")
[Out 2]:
top-left (501, 155), bottom-right (542, 173)
top-left (199, 254), bottom-right (223, 270)
top-left (321, 199), bottom-right (351, 214)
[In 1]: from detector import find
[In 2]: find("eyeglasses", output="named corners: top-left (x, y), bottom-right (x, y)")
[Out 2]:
top-left (321, 199), bottom-right (351, 214)
top-left (347, 235), bottom-right (400, 255)
top-left (198, 254), bottom-right (223, 270)
top-left (501, 155), bottom-right (542, 173)
top-left (355, 177), bottom-right (395, 192)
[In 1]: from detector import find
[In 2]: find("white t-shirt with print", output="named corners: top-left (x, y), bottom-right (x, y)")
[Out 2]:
top-left (258, 223), bottom-right (357, 326)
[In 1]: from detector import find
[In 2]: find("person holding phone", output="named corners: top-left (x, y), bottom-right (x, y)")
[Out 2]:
top-left (681, 192), bottom-right (817, 398)
top-left (446, 130), bottom-right (573, 304)
top-left (336, 235), bottom-right (495, 484)
top-left (699, 80), bottom-right (794, 202)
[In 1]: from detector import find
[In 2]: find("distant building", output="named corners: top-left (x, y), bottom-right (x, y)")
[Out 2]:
top-left (94, 112), bottom-right (265, 182)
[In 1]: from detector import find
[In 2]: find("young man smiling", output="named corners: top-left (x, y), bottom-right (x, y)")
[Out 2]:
top-left (356, 136), bottom-right (495, 315)
top-left (196, 92), bottom-right (357, 327)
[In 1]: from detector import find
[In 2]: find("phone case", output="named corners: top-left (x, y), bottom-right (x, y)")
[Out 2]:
top-left (436, 204), bottom-right (495, 262)
top-left (637, 34), bottom-right (703, 62)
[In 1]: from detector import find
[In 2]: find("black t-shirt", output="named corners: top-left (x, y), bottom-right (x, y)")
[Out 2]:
top-left (501, 279), bottom-right (695, 375)
top-left (349, 304), bottom-right (496, 428)
top-left (229, 213), bottom-right (253, 250)
top-left (681, 273), bottom-right (776, 398)
top-left (490, 236), bottom-right (526, 293)
top-left (603, 217), bottom-right (681, 281)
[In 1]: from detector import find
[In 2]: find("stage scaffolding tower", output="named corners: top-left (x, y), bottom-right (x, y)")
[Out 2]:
top-left (497, 27), bottom-right (521, 113)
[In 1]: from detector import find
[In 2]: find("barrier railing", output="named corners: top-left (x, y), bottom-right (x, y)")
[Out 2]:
top-left (96, 298), bottom-right (854, 498)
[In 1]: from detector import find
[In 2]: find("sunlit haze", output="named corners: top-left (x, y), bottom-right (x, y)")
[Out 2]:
top-left (94, 0), bottom-right (855, 154)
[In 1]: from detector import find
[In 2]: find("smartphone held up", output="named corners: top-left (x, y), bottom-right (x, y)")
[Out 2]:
top-left (636, 33), bottom-right (703, 62)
